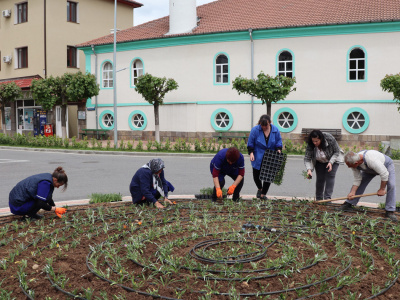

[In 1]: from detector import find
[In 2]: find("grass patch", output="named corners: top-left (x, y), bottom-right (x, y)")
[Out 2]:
top-left (89, 193), bottom-right (122, 204)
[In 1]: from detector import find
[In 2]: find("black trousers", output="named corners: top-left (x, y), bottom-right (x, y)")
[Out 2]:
top-left (212, 174), bottom-right (244, 201)
top-left (252, 168), bottom-right (271, 195)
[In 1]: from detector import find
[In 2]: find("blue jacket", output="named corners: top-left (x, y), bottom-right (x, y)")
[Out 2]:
top-left (9, 173), bottom-right (55, 215)
top-left (210, 148), bottom-right (245, 177)
top-left (247, 124), bottom-right (282, 170)
top-left (129, 168), bottom-right (169, 204)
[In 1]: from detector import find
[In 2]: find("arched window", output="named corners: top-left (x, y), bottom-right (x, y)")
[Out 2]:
top-left (278, 51), bottom-right (293, 78)
top-left (132, 59), bottom-right (143, 86)
top-left (349, 48), bottom-right (366, 81)
top-left (215, 54), bottom-right (229, 84)
top-left (102, 62), bottom-right (113, 88)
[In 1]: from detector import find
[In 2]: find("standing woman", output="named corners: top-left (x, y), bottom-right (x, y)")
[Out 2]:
top-left (304, 130), bottom-right (343, 200)
top-left (9, 167), bottom-right (68, 219)
top-left (247, 114), bottom-right (282, 199)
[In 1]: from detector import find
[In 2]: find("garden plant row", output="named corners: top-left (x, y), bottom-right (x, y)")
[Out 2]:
top-left (0, 198), bottom-right (399, 299)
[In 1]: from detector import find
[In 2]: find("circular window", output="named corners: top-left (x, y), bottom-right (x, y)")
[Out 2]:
top-left (129, 110), bottom-right (147, 131)
top-left (273, 108), bottom-right (298, 133)
top-left (99, 110), bottom-right (114, 130)
top-left (343, 108), bottom-right (369, 134)
top-left (211, 109), bottom-right (233, 131)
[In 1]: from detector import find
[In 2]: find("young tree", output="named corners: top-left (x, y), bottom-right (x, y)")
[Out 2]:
top-left (232, 72), bottom-right (296, 116)
top-left (0, 82), bottom-right (22, 134)
top-left (381, 73), bottom-right (400, 112)
top-left (31, 71), bottom-right (99, 138)
top-left (134, 73), bottom-right (178, 142)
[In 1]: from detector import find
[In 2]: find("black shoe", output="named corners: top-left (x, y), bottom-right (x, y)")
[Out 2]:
top-left (256, 190), bottom-right (262, 198)
top-left (260, 195), bottom-right (268, 200)
top-left (337, 202), bottom-right (354, 211)
top-left (385, 211), bottom-right (398, 222)
top-left (28, 213), bottom-right (44, 220)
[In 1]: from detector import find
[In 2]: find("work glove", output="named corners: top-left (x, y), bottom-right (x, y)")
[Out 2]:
top-left (55, 207), bottom-right (67, 218)
top-left (227, 185), bottom-right (236, 195)
top-left (216, 188), bottom-right (223, 198)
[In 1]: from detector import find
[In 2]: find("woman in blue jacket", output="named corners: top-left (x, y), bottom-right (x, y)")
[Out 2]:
top-left (129, 158), bottom-right (174, 209)
top-left (247, 115), bottom-right (282, 199)
top-left (9, 167), bottom-right (68, 219)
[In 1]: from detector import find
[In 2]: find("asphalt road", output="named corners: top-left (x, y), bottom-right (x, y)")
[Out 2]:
top-left (1, 148), bottom-right (399, 208)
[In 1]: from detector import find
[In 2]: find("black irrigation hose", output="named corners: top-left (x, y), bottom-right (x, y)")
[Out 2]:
top-left (189, 239), bottom-right (267, 264)
top-left (86, 249), bottom-right (180, 300)
top-left (18, 274), bottom-right (34, 300)
top-left (45, 272), bottom-right (86, 300)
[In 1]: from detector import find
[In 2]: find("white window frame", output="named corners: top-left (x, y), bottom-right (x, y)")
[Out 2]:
top-left (278, 51), bottom-right (293, 78)
top-left (102, 62), bottom-right (113, 88)
top-left (215, 54), bottom-right (229, 84)
top-left (348, 47), bottom-right (366, 81)
top-left (132, 59), bottom-right (143, 86)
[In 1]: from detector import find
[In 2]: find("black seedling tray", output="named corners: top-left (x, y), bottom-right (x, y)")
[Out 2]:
top-left (259, 149), bottom-right (287, 183)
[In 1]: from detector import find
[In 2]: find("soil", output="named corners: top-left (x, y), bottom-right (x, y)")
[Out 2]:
top-left (0, 199), bottom-right (399, 299)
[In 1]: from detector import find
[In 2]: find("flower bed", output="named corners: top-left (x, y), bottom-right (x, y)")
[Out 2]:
top-left (0, 199), bottom-right (399, 299)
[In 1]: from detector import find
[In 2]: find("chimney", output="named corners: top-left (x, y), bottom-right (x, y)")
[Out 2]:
top-left (167, 0), bottom-right (197, 35)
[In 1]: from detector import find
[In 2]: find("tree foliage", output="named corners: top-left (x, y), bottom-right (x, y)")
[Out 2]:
top-left (381, 73), bottom-right (400, 112)
top-left (135, 73), bottom-right (178, 142)
top-left (0, 82), bottom-right (22, 133)
top-left (31, 71), bottom-right (99, 138)
top-left (31, 71), bottom-right (99, 110)
top-left (232, 72), bottom-right (296, 116)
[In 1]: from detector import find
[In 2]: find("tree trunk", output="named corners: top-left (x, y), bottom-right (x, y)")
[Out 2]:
top-left (154, 103), bottom-right (160, 142)
top-left (1, 104), bottom-right (5, 134)
top-left (267, 102), bottom-right (272, 117)
top-left (61, 95), bottom-right (67, 139)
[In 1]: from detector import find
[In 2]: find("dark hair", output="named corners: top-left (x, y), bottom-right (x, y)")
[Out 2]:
top-left (258, 114), bottom-right (271, 127)
top-left (226, 147), bottom-right (240, 163)
top-left (52, 166), bottom-right (68, 190)
top-left (307, 130), bottom-right (326, 150)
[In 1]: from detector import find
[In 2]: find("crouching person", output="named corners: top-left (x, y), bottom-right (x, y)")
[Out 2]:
top-left (9, 167), bottom-right (68, 220)
top-left (130, 158), bottom-right (174, 209)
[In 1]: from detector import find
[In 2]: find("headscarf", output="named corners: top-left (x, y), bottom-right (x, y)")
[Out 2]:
top-left (142, 158), bottom-right (165, 197)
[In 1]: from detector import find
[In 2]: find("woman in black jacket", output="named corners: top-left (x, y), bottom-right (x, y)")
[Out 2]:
top-left (304, 130), bottom-right (343, 200)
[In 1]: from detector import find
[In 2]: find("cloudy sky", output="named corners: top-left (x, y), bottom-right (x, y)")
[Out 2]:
top-left (134, 0), bottom-right (216, 26)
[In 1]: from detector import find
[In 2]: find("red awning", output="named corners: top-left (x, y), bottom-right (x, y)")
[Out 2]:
top-left (0, 75), bottom-right (42, 89)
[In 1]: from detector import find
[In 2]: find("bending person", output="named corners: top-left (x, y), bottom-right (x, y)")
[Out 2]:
top-left (304, 130), bottom-right (343, 200)
top-left (130, 158), bottom-right (174, 209)
top-left (247, 114), bottom-right (282, 199)
top-left (9, 167), bottom-right (68, 219)
top-left (340, 150), bottom-right (397, 221)
top-left (210, 147), bottom-right (245, 202)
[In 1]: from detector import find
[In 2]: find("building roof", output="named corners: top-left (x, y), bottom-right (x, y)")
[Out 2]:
top-left (0, 75), bottom-right (43, 89)
top-left (78, 0), bottom-right (400, 47)
top-left (114, 0), bottom-right (142, 8)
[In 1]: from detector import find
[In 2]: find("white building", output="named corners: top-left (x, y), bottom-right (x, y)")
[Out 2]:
top-left (78, 0), bottom-right (400, 147)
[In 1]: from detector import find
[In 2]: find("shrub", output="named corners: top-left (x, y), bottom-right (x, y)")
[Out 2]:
top-left (136, 140), bottom-right (143, 151)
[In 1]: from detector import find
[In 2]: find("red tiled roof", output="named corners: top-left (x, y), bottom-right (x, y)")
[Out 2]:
top-left (78, 0), bottom-right (400, 47)
top-left (0, 75), bottom-right (42, 89)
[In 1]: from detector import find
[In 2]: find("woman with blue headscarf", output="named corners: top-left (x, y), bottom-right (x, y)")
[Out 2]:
top-left (129, 158), bottom-right (174, 208)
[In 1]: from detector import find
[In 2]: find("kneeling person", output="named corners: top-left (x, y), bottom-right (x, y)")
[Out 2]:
top-left (130, 158), bottom-right (174, 209)
top-left (9, 167), bottom-right (68, 220)
top-left (210, 147), bottom-right (245, 201)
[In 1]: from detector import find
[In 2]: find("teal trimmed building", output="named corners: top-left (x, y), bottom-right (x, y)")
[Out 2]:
top-left (78, 0), bottom-right (400, 147)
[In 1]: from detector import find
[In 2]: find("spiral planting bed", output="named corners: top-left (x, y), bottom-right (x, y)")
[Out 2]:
top-left (0, 199), bottom-right (400, 299)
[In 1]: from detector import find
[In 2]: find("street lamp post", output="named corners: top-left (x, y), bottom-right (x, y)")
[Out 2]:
top-left (113, 0), bottom-right (118, 148)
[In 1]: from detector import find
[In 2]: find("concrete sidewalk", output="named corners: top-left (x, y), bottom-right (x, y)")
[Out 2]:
top-left (0, 195), bottom-right (379, 217)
